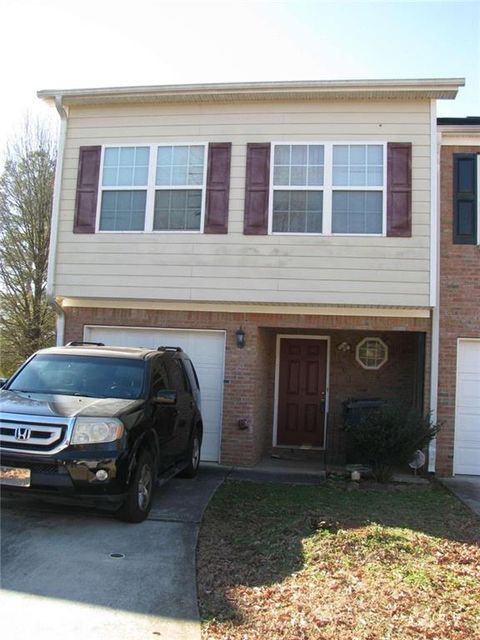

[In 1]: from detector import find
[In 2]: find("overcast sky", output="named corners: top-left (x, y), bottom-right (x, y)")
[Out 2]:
top-left (1, 0), bottom-right (478, 161)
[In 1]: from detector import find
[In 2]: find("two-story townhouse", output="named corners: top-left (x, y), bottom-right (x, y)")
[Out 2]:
top-left (39, 79), bottom-right (464, 468)
top-left (434, 117), bottom-right (480, 477)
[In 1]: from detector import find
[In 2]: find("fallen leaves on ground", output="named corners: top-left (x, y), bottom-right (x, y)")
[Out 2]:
top-left (197, 480), bottom-right (480, 640)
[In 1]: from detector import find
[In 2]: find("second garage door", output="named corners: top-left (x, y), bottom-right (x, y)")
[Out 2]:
top-left (454, 339), bottom-right (480, 476)
top-left (84, 325), bottom-right (225, 462)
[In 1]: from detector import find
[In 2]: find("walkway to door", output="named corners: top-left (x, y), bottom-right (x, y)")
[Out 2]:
top-left (439, 475), bottom-right (480, 517)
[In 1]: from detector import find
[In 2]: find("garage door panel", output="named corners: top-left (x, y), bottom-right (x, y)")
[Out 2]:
top-left (455, 448), bottom-right (480, 475)
top-left (455, 340), bottom-right (480, 476)
top-left (84, 326), bottom-right (225, 462)
top-left (457, 376), bottom-right (480, 406)
top-left (460, 414), bottom-right (479, 429)
top-left (459, 343), bottom-right (480, 372)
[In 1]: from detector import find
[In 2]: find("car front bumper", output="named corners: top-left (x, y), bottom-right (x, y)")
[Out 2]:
top-left (0, 446), bottom-right (129, 506)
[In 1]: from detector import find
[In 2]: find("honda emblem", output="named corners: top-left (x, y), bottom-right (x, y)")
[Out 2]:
top-left (15, 427), bottom-right (32, 441)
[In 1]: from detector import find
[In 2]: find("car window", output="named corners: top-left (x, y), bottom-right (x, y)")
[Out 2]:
top-left (165, 358), bottom-right (188, 392)
top-left (183, 359), bottom-right (200, 391)
top-left (8, 354), bottom-right (145, 400)
top-left (150, 359), bottom-right (169, 395)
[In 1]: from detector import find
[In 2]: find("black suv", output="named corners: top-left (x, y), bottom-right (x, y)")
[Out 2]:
top-left (0, 343), bottom-right (203, 522)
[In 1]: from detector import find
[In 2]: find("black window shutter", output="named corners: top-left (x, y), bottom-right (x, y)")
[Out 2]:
top-left (74, 146), bottom-right (101, 233)
top-left (244, 143), bottom-right (270, 235)
top-left (453, 153), bottom-right (477, 244)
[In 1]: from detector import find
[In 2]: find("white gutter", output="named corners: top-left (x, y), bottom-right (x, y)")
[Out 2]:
top-left (37, 77), bottom-right (465, 105)
top-left (47, 95), bottom-right (67, 346)
top-left (428, 105), bottom-right (441, 473)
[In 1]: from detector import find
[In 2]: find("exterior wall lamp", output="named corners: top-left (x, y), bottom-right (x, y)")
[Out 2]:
top-left (236, 327), bottom-right (246, 349)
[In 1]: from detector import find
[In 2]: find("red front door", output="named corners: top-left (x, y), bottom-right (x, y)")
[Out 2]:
top-left (277, 338), bottom-right (327, 447)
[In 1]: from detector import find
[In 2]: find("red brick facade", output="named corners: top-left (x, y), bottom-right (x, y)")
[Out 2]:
top-left (64, 306), bottom-right (430, 466)
top-left (436, 145), bottom-right (480, 476)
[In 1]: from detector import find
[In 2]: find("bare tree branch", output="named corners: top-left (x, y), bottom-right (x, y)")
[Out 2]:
top-left (0, 116), bottom-right (56, 375)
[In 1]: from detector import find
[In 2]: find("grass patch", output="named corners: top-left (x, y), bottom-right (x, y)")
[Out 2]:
top-left (198, 479), bottom-right (480, 640)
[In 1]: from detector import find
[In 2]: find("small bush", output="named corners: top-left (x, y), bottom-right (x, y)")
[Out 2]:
top-left (344, 405), bottom-right (438, 482)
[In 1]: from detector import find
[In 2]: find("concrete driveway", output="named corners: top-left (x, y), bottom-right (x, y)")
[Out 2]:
top-left (0, 467), bottom-right (225, 640)
top-left (439, 474), bottom-right (480, 517)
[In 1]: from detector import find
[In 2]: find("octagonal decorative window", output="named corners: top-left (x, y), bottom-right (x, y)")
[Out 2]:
top-left (356, 337), bottom-right (388, 370)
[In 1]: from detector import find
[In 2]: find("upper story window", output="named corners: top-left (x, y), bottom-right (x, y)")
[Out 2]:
top-left (270, 142), bottom-right (385, 235)
top-left (272, 144), bottom-right (324, 233)
top-left (154, 145), bottom-right (205, 231)
top-left (100, 147), bottom-right (149, 231)
top-left (98, 144), bottom-right (207, 232)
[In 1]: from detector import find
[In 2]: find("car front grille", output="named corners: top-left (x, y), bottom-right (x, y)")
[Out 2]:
top-left (0, 414), bottom-right (71, 454)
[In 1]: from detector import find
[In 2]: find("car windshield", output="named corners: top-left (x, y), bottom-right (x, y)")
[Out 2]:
top-left (7, 354), bottom-right (145, 400)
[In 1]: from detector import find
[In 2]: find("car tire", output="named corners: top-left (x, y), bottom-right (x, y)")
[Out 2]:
top-left (118, 450), bottom-right (155, 523)
top-left (179, 428), bottom-right (201, 479)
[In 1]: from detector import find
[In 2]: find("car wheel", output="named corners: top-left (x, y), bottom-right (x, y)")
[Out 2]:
top-left (118, 451), bottom-right (155, 523)
top-left (179, 428), bottom-right (201, 478)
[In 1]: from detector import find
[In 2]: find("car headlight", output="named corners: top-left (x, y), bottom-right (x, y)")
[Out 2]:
top-left (71, 418), bottom-right (124, 445)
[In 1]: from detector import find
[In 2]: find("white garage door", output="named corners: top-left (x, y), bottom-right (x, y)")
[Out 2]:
top-left (454, 339), bottom-right (480, 475)
top-left (84, 325), bottom-right (225, 462)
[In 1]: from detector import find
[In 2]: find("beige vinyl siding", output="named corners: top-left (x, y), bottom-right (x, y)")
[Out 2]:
top-left (55, 99), bottom-right (432, 307)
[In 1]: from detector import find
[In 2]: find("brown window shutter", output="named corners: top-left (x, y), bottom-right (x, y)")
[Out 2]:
top-left (74, 146), bottom-right (101, 233)
top-left (204, 143), bottom-right (231, 234)
top-left (453, 153), bottom-right (477, 244)
top-left (387, 142), bottom-right (412, 237)
top-left (244, 143), bottom-right (270, 235)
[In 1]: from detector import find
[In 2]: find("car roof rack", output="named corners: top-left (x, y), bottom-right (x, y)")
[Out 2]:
top-left (66, 341), bottom-right (105, 347)
top-left (157, 346), bottom-right (183, 352)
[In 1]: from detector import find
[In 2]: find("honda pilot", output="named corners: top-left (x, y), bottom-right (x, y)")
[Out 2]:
top-left (0, 343), bottom-right (203, 522)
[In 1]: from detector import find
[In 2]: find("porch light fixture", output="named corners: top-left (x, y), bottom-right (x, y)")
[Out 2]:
top-left (336, 341), bottom-right (351, 352)
top-left (235, 327), bottom-right (246, 349)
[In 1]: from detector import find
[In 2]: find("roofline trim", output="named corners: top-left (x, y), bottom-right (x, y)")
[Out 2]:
top-left (38, 78), bottom-right (465, 105)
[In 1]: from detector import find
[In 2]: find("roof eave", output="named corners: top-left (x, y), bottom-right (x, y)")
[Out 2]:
top-left (37, 78), bottom-right (465, 106)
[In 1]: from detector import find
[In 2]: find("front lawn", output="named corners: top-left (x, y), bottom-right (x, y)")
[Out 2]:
top-left (197, 480), bottom-right (480, 640)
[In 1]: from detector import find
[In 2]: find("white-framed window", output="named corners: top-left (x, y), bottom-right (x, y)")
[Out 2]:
top-left (355, 337), bottom-right (388, 370)
top-left (270, 142), bottom-right (386, 236)
top-left (97, 144), bottom-right (207, 233)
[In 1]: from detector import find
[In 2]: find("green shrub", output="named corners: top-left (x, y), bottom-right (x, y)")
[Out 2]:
top-left (344, 405), bottom-right (439, 482)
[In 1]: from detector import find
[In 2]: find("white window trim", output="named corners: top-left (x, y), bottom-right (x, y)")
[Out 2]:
top-left (355, 337), bottom-right (389, 370)
top-left (268, 141), bottom-right (387, 237)
top-left (95, 143), bottom-right (208, 234)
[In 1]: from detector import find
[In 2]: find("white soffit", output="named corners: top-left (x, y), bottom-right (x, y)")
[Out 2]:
top-left (59, 298), bottom-right (431, 319)
top-left (38, 78), bottom-right (465, 106)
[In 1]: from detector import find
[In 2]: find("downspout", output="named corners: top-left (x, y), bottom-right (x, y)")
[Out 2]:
top-left (428, 100), bottom-right (440, 473)
top-left (47, 95), bottom-right (68, 346)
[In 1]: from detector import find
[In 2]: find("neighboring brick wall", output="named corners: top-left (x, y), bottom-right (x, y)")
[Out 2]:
top-left (64, 306), bottom-right (430, 466)
top-left (437, 145), bottom-right (480, 476)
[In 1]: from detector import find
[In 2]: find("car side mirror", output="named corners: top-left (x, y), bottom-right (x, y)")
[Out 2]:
top-left (0, 378), bottom-right (8, 389)
top-left (153, 389), bottom-right (177, 405)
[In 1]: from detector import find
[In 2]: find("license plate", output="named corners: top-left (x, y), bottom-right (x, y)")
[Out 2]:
top-left (0, 466), bottom-right (31, 487)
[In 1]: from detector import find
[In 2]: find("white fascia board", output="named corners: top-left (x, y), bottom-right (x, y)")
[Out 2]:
top-left (37, 77), bottom-right (465, 105)
top-left (438, 125), bottom-right (480, 135)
